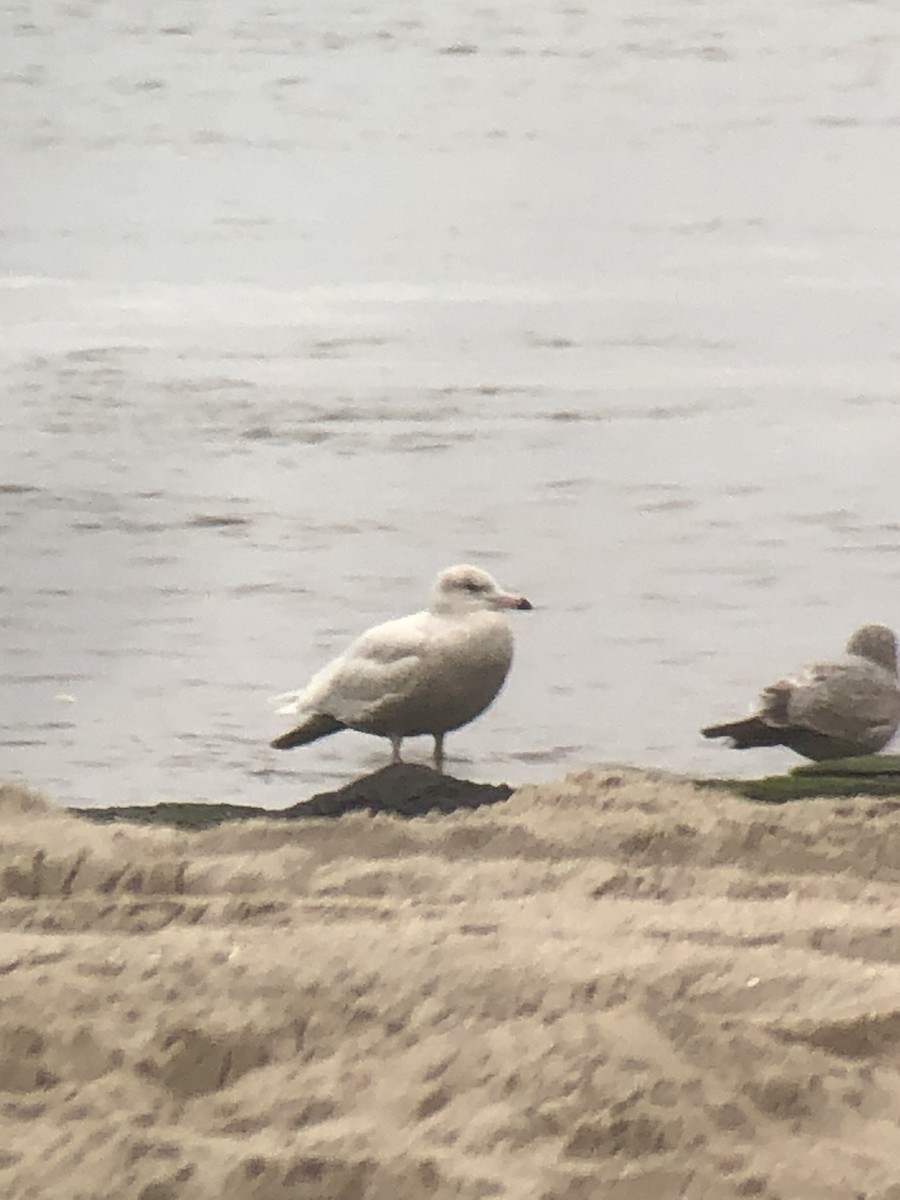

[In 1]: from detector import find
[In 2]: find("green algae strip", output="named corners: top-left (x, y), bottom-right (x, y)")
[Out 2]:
top-left (791, 754), bottom-right (900, 777)
top-left (696, 773), bottom-right (900, 803)
top-left (697, 754), bottom-right (900, 804)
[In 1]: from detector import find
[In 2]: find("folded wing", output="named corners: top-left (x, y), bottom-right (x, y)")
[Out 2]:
top-left (778, 660), bottom-right (900, 748)
top-left (270, 612), bottom-right (433, 726)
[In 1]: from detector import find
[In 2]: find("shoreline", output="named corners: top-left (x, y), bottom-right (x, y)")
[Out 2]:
top-left (60, 754), bottom-right (900, 830)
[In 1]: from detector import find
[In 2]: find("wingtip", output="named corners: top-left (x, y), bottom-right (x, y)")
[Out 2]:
top-left (700, 722), bottom-right (737, 740)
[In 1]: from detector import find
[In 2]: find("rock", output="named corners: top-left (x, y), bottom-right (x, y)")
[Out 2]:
top-left (279, 763), bottom-right (513, 819)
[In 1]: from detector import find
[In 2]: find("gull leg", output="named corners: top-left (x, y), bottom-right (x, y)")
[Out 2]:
top-left (390, 735), bottom-right (403, 765)
top-left (433, 734), bottom-right (445, 774)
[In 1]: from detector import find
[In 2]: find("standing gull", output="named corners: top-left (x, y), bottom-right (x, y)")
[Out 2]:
top-left (269, 564), bottom-right (532, 771)
top-left (702, 624), bottom-right (900, 761)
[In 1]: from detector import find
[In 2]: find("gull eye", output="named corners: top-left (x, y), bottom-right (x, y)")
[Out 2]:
top-left (463, 579), bottom-right (486, 594)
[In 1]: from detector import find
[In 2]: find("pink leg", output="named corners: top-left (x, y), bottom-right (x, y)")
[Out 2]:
top-left (390, 735), bottom-right (403, 765)
top-left (433, 734), bottom-right (445, 773)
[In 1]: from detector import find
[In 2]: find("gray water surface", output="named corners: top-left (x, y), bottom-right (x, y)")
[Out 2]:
top-left (3, 0), bottom-right (900, 805)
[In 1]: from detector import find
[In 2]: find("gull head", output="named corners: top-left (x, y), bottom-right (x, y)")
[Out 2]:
top-left (430, 564), bottom-right (533, 616)
top-left (846, 624), bottom-right (897, 674)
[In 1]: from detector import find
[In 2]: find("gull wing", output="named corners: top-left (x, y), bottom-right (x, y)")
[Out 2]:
top-left (776, 659), bottom-right (900, 746)
top-left (272, 611), bottom-right (433, 724)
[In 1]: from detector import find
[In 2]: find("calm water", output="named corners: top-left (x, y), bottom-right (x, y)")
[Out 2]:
top-left (3, 0), bottom-right (900, 806)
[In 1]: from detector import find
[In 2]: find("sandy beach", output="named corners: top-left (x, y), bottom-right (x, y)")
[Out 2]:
top-left (3, 771), bottom-right (900, 1200)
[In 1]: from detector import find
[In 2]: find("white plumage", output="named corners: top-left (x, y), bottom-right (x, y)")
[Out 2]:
top-left (269, 564), bottom-right (532, 771)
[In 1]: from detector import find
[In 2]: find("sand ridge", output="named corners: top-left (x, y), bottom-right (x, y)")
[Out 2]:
top-left (2, 770), bottom-right (900, 1199)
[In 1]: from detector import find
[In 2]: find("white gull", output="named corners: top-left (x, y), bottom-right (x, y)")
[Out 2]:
top-left (269, 564), bottom-right (532, 772)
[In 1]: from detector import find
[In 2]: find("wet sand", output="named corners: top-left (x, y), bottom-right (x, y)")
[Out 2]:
top-left (3, 771), bottom-right (900, 1199)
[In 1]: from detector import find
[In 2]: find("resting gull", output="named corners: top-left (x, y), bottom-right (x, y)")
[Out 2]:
top-left (702, 624), bottom-right (900, 761)
top-left (269, 564), bottom-right (532, 771)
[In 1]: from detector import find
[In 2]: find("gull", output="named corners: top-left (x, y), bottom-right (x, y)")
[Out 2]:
top-left (269, 564), bottom-right (532, 771)
top-left (702, 624), bottom-right (900, 761)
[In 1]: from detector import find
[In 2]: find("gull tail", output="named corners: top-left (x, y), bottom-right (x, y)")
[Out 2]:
top-left (701, 716), bottom-right (784, 750)
top-left (270, 712), bottom-right (345, 751)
